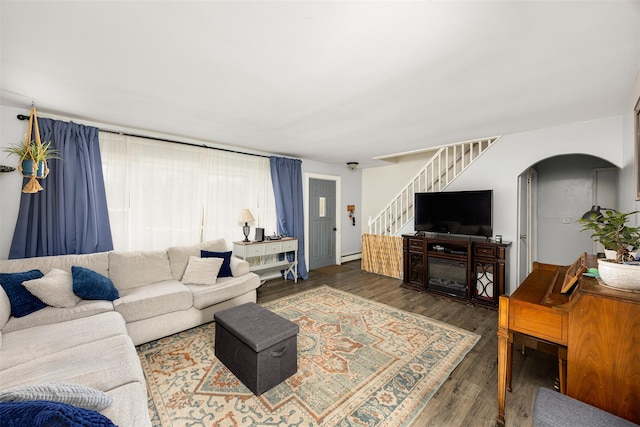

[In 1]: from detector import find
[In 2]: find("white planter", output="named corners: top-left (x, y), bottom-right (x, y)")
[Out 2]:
top-left (597, 259), bottom-right (640, 291)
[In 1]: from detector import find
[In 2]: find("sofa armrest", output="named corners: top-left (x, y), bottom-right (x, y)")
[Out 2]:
top-left (533, 387), bottom-right (638, 427)
top-left (230, 257), bottom-right (250, 277)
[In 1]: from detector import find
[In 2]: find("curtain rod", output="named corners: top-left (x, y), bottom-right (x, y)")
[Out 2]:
top-left (16, 114), bottom-right (270, 159)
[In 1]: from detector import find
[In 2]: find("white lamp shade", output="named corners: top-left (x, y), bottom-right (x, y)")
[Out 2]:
top-left (238, 209), bottom-right (255, 224)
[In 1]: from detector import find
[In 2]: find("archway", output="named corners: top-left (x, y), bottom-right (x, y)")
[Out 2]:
top-left (517, 154), bottom-right (618, 283)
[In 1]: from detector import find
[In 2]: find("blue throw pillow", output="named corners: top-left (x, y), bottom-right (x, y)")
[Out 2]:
top-left (0, 270), bottom-right (47, 317)
top-left (71, 266), bottom-right (119, 301)
top-left (0, 400), bottom-right (117, 427)
top-left (201, 250), bottom-right (233, 277)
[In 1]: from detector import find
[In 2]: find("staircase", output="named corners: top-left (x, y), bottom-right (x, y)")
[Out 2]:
top-left (367, 136), bottom-right (499, 236)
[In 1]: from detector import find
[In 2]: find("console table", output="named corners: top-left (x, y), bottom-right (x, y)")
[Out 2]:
top-left (232, 238), bottom-right (298, 283)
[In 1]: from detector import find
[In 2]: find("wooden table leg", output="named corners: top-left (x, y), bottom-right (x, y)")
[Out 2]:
top-left (558, 346), bottom-right (567, 394)
top-left (506, 339), bottom-right (513, 393)
top-left (496, 296), bottom-right (511, 427)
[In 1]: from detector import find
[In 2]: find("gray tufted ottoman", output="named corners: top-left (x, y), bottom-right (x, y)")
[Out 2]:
top-left (214, 302), bottom-right (299, 395)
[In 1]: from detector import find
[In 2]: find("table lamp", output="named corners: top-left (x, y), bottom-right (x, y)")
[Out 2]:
top-left (238, 209), bottom-right (255, 242)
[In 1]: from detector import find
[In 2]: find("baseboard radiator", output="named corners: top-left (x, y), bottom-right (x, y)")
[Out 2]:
top-left (361, 234), bottom-right (403, 279)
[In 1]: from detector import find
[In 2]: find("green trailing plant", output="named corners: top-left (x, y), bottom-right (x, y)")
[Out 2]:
top-left (578, 209), bottom-right (640, 263)
top-left (3, 140), bottom-right (61, 163)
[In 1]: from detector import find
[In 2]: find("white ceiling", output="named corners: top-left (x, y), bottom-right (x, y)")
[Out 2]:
top-left (1, 1), bottom-right (639, 167)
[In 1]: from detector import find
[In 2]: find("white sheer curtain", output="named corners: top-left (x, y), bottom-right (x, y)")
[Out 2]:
top-left (99, 132), bottom-right (276, 251)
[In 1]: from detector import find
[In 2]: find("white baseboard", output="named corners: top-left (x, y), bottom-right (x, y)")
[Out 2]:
top-left (341, 253), bottom-right (362, 263)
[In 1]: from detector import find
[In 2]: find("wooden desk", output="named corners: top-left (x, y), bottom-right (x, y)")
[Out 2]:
top-left (497, 261), bottom-right (640, 426)
top-left (232, 238), bottom-right (298, 283)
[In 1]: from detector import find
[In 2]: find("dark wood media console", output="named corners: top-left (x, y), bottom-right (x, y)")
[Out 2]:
top-left (402, 234), bottom-right (510, 309)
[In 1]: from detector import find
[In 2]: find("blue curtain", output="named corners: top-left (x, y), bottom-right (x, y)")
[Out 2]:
top-left (269, 156), bottom-right (308, 280)
top-left (9, 118), bottom-right (113, 259)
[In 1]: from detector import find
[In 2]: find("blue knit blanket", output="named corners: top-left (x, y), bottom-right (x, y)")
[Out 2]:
top-left (0, 400), bottom-right (117, 427)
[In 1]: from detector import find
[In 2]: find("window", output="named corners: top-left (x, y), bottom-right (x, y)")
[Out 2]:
top-left (99, 133), bottom-right (276, 251)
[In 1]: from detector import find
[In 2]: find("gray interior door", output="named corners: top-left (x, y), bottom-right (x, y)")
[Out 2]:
top-left (309, 178), bottom-right (336, 270)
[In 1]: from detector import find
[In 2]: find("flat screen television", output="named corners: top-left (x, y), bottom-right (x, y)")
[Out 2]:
top-left (414, 190), bottom-right (493, 237)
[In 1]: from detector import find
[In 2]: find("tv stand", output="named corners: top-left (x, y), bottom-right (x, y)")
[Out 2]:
top-left (402, 234), bottom-right (510, 309)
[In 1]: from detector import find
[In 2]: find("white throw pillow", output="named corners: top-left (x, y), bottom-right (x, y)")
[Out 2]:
top-left (181, 256), bottom-right (223, 285)
top-left (22, 268), bottom-right (81, 308)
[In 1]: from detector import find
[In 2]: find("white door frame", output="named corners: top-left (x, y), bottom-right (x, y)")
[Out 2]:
top-left (517, 168), bottom-right (537, 287)
top-left (304, 173), bottom-right (342, 270)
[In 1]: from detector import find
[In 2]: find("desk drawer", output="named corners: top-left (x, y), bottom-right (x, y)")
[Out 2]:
top-left (475, 246), bottom-right (496, 258)
top-left (246, 244), bottom-right (266, 257)
top-left (281, 240), bottom-right (297, 252)
top-left (408, 238), bottom-right (425, 250)
top-left (265, 242), bottom-right (283, 255)
top-left (509, 303), bottom-right (568, 345)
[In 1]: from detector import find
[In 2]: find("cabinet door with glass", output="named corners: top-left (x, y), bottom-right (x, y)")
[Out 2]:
top-left (403, 237), bottom-right (426, 288)
top-left (473, 243), bottom-right (507, 309)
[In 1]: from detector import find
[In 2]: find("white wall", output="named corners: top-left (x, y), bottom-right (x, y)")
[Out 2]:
top-left (361, 151), bottom-right (435, 234)
top-left (362, 115), bottom-right (628, 294)
top-left (534, 155), bottom-right (616, 265)
top-left (0, 106), bottom-right (28, 259)
top-left (431, 116), bottom-right (624, 294)
top-left (620, 71), bottom-right (640, 218)
top-left (301, 159), bottom-right (362, 259)
top-left (0, 105), bottom-right (363, 261)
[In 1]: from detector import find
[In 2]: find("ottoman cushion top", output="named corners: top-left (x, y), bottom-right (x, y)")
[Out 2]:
top-left (214, 303), bottom-right (299, 352)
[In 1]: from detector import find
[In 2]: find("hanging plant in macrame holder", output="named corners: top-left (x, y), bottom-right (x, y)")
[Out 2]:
top-left (17, 107), bottom-right (52, 193)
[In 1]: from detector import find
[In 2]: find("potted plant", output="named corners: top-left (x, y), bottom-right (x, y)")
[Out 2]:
top-left (3, 140), bottom-right (61, 178)
top-left (579, 208), bottom-right (640, 290)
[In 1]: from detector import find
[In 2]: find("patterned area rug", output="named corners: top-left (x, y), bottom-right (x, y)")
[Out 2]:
top-left (137, 286), bottom-right (480, 426)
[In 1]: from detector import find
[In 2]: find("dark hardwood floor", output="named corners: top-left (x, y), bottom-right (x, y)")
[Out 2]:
top-left (257, 261), bottom-right (558, 427)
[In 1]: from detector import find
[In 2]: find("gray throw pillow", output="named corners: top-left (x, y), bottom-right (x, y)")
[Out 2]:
top-left (0, 382), bottom-right (113, 411)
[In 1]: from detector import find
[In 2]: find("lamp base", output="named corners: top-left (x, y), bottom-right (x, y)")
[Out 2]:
top-left (242, 224), bottom-right (250, 242)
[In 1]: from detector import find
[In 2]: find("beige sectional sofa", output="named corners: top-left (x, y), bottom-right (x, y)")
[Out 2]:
top-left (0, 239), bottom-right (261, 426)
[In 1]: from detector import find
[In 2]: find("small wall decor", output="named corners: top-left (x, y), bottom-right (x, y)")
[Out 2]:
top-left (347, 205), bottom-right (356, 226)
top-left (0, 165), bottom-right (16, 173)
top-left (2, 105), bottom-right (60, 193)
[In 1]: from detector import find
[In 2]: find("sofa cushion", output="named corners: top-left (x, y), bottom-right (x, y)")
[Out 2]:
top-left (2, 299), bottom-right (114, 334)
top-left (187, 273), bottom-right (261, 310)
top-left (102, 382), bottom-right (151, 427)
top-left (167, 239), bottom-right (229, 280)
top-left (72, 266), bottom-right (119, 301)
top-left (113, 280), bottom-right (192, 323)
top-left (22, 268), bottom-right (81, 308)
top-left (201, 250), bottom-right (233, 277)
top-left (0, 382), bottom-right (112, 411)
top-left (182, 256), bottom-right (223, 285)
top-left (230, 256), bottom-right (250, 277)
top-left (0, 311), bottom-right (127, 370)
top-left (0, 401), bottom-right (117, 427)
top-left (108, 250), bottom-right (173, 290)
top-left (533, 387), bottom-right (638, 427)
top-left (0, 270), bottom-right (47, 318)
top-left (0, 334), bottom-right (144, 392)
top-left (0, 252), bottom-right (109, 277)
